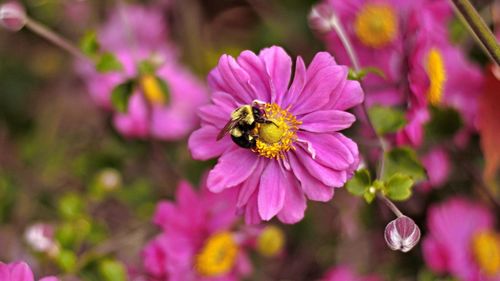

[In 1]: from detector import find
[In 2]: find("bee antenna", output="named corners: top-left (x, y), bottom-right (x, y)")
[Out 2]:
top-left (252, 99), bottom-right (266, 106)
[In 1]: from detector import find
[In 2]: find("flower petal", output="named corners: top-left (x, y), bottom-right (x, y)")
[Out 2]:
top-left (188, 126), bottom-right (232, 160)
top-left (277, 177), bottom-right (307, 224)
top-left (295, 147), bottom-right (347, 187)
top-left (300, 110), bottom-right (356, 132)
top-left (288, 152), bottom-right (334, 202)
top-left (10, 262), bottom-right (34, 281)
top-left (207, 148), bottom-right (259, 192)
top-left (283, 57), bottom-right (306, 108)
top-left (292, 52), bottom-right (345, 115)
top-left (327, 79), bottom-right (364, 111)
top-left (259, 46), bottom-right (292, 103)
top-left (237, 160), bottom-right (265, 208)
top-left (209, 55), bottom-right (256, 104)
top-left (258, 160), bottom-right (286, 220)
top-left (237, 50), bottom-right (272, 101)
top-left (244, 192), bottom-right (261, 225)
top-left (298, 131), bottom-right (354, 170)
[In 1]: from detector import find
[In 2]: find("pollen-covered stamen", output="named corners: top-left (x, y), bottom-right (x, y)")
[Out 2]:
top-left (426, 48), bottom-right (446, 106)
top-left (140, 74), bottom-right (168, 105)
top-left (253, 103), bottom-right (301, 159)
top-left (354, 3), bottom-right (398, 48)
top-left (471, 230), bottom-right (500, 276)
top-left (195, 231), bottom-right (239, 277)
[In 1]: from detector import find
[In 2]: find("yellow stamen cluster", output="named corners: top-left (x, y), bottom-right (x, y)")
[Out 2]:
top-left (471, 230), bottom-right (500, 276)
top-left (253, 103), bottom-right (301, 159)
top-left (426, 48), bottom-right (447, 106)
top-left (195, 231), bottom-right (239, 277)
top-left (257, 225), bottom-right (285, 257)
top-left (140, 74), bottom-right (167, 105)
top-left (354, 3), bottom-right (398, 48)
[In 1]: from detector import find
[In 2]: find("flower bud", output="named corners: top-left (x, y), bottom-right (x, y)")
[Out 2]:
top-left (0, 2), bottom-right (27, 31)
top-left (97, 168), bottom-right (122, 191)
top-left (24, 223), bottom-right (59, 256)
top-left (384, 216), bottom-right (420, 252)
top-left (308, 3), bottom-right (337, 34)
top-left (257, 225), bottom-right (285, 257)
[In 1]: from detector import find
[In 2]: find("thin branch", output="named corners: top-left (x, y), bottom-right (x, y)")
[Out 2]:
top-left (449, 0), bottom-right (500, 65)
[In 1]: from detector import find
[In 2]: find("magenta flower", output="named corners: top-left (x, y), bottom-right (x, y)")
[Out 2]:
top-left (142, 181), bottom-right (252, 280)
top-left (0, 262), bottom-right (58, 281)
top-left (188, 46), bottom-right (363, 224)
top-left (321, 265), bottom-right (382, 281)
top-left (76, 5), bottom-right (207, 140)
top-left (420, 147), bottom-right (450, 190)
top-left (422, 198), bottom-right (500, 280)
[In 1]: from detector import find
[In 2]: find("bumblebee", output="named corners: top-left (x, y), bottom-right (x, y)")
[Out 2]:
top-left (216, 102), bottom-right (272, 149)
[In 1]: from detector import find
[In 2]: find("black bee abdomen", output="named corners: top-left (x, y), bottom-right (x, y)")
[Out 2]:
top-left (231, 134), bottom-right (256, 149)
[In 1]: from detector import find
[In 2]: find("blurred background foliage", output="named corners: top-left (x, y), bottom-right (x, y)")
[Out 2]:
top-left (0, 0), bottom-right (497, 280)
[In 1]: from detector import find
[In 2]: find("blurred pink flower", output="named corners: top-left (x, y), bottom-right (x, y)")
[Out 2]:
top-left (24, 223), bottom-right (58, 256)
top-left (422, 198), bottom-right (500, 280)
top-left (76, 5), bottom-right (207, 141)
top-left (189, 46), bottom-right (363, 224)
top-left (321, 265), bottom-right (381, 281)
top-left (420, 147), bottom-right (450, 190)
top-left (0, 262), bottom-right (58, 281)
top-left (142, 180), bottom-right (251, 280)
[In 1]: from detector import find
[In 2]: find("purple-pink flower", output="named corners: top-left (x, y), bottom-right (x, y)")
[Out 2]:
top-left (422, 198), bottom-right (500, 281)
top-left (420, 147), bottom-right (450, 190)
top-left (321, 265), bottom-right (382, 281)
top-left (76, 5), bottom-right (207, 141)
top-left (142, 180), bottom-right (252, 280)
top-left (0, 262), bottom-right (58, 281)
top-left (189, 46), bottom-right (363, 224)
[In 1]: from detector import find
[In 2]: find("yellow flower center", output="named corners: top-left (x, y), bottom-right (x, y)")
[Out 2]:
top-left (195, 231), bottom-right (239, 277)
top-left (257, 225), bottom-right (285, 257)
top-left (354, 3), bottom-right (398, 48)
top-left (426, 48), bottom-right (446, 106)
top-left (471, 230), bottom-right (500, 276)
top-left (254, 103), bottom-right (301, 160)
top-left (140, 75), bottom-right (168, 105)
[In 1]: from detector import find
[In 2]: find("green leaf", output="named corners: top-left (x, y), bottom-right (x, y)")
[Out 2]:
top-left (368, 106), bottom-right (407, 134)
top-left (156, 77), bottom-right (171, 104)
top-left (383, 147), bottom-right (427, 182)
top-left (80, 31), bottom-right (99, 57)
top-left (384, 173), bottom-right (414, 201)
top-left (99, 259), bottom-right (127, 281)
top-left (58, 193), bottom-right (85, 220)
top-left (425, 106), bottom-right (462, 140)
top-left (96, 53), bottom-right (123, 73)
top-left (348, 67), bottom-right (386, 81)
top-left (111, 80), bottom-right (135, 113)
top-left (345, 169), bottom-right (371, 196)
top-left (56, 249), bottom-right (77, 273)
top-left (138, 60), bottom-right (156, 75)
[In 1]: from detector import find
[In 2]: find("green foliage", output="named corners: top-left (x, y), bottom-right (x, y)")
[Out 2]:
top-left (111, 80), bottom-right (135, 113)
top-left (383, 147), bottom-right (427, 183)
top-left (156, 76), bottom-right (171, 104)
top-left (368, 106), bottom-right (407, 135)
top-left (425, 106), bottom-right (463, 140)
top-left (383, 173), bottom-right (414, 201)
top-left (346, 169), bottom-right (371, 196)
top-left (80, 31), bottom-right (100, 57)
top-left (58, 193), bottom-right (86, 220)
top-left (348, 67), bottom-right (386, 81)
top-left (56, 249), bottom-right (77, 273)
top-left (99, 259), bottom-right (127, 281)
top-left (138, 60), bottom-right (156, 75)
top-left (96, 53), bottom-right (123, 73)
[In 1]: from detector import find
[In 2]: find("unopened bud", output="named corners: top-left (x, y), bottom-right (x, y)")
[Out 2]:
top-left (257, 225), bottom-right (285, 257)
top-left (308, 3), bottom-right (337, 34)
top-left (384, 216), bottom-right (420, 252)
top-left (24, 223), bottom-right (59, 256)
top-left (0, 2), bottom-right (27, 31)
top-left (97, 168), bottom-right (122, 191)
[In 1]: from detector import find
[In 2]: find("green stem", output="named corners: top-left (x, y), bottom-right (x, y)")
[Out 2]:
top-left (449, 0), bottom-right (500, 65)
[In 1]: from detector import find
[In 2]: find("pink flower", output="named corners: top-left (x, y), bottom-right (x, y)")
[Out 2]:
top-left (422, 198), bottom-right (500, 281)
top-left (0, 2), bottom-right (26, 31)
top-left (0, 262), bottom-right (58, 281)
top-left (420, 147), bottom-right (450, 190)
top-left (142, 181), bottom-right (251, 280)
top-left (76, 5), bottom-right (207, 141)
top-left (321, 265), bottom-right (382, 281)
top-left (189, 46), bottom-right (363, 224)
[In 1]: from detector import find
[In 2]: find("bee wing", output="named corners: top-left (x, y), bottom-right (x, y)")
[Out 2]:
top-left (216, 118), bottom-right (240, 141)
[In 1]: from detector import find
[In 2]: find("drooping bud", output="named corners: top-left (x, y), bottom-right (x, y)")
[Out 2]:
top-left (384, 216), bottom-right (420, 252)
top-left (0, 2), bottom-right (27, 32)
top-left (308, 3), bottom-right (337, 34)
